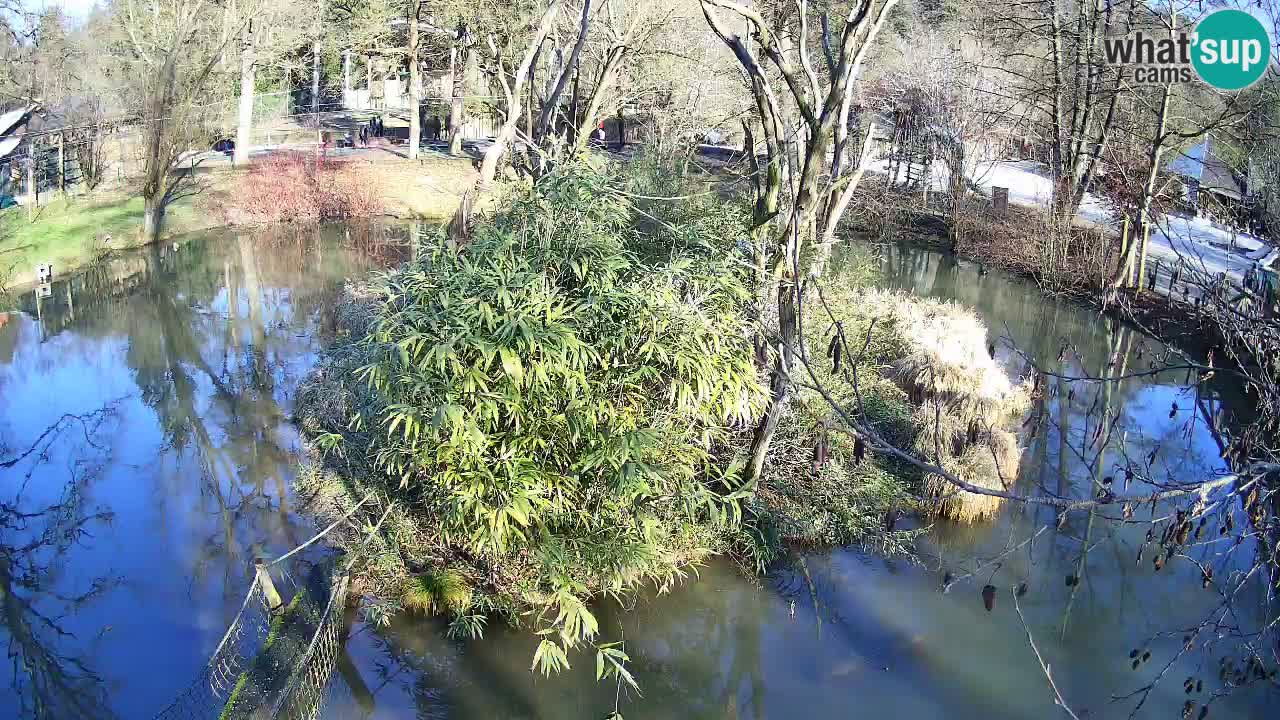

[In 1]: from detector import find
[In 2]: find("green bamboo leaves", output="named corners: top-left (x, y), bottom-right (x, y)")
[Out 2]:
top-left (498, 346), bottom-right (525, 387)
top-left (353, 168), bottom-right (766, 567)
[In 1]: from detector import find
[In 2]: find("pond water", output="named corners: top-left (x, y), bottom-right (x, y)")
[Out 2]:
top-left (0, 229), bottom-right (1272, 719)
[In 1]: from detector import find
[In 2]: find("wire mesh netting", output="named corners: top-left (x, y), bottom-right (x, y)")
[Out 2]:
top-left (150, 566), bottom-right (352, 720)
top-left (270, 574), bottom-right (351, 720)
top-left (151, 576), bottom-right (273, 720)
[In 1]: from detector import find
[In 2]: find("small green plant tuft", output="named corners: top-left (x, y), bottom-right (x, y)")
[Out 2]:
top-left (402, 569), bottom-right (473, 616)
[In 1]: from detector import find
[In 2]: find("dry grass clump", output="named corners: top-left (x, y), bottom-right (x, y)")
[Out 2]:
top-left (851, 290), bottom-right (1028, 523)
top-left (911, 405), bottom-right (1022, 522)
top-left (909, 406), bottom-right (1021, 474)
top-left (920, 445), bottom-right (1009, 523)
top-left (796, 276), bottom-right (1028, 525)
top-left (863, 289), bottom-right (1028, 427)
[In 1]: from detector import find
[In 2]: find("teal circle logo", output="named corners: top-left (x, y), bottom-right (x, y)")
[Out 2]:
top-left (1192, 9), bottom-right (1271, 91)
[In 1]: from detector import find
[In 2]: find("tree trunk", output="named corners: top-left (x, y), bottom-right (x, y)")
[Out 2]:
top-left (571, 46), bottom-right (627, 155)
top-left (1047, 0), bottom-right (1066, 205)
top-left (1135, 219), bottom-right (1152, 290)
top-left (477, 123), bottom-right (515, 185)
top-left (449, 3), bottom-right (558, 247)
top-left (1105, 14), bottom-right (1174, 300)
top-left (140, 55), bottom-right (178, 246)
top-left (143, 193), bottom-right (165, 244)
top-left (343, 50), bottom-right (351, 104)
top-left (1111, 214), bottom-right (1133, 288)
top-left (235, 22), bottom-right (255, 166)
top-left (699, 0), bottom-right (899, 485)
top-left (746, 285), bottom-right (798, 484)
top-left (569, 63), bottom-right (580, 146)
top-left (312, 1), bottom-right (324, 117)
top-left (537, 0), bottom-right (592, 143)
top-left (448, 24), bottom-right (469, 157)
top-left (407, 0), bottom-right (421, 160)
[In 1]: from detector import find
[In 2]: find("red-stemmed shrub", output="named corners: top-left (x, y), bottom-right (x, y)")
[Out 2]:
top-left (222, 152), bottom-right (383, 226)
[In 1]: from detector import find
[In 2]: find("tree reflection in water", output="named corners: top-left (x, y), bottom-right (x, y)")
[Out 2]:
top-left (0, 222), bottom-right (411, 717)
top-left (0, 405), bottom-right (121, 719)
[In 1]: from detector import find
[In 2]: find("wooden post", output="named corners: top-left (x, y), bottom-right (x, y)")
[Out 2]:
top-left (992, 187), bottom-right (1009, 217)
top-left (1136, 220), bottom-right (1152, 288)
top-left (254, 558), bottom-right (284, 612)
top-left (57, 132), bottom-right (65, 193)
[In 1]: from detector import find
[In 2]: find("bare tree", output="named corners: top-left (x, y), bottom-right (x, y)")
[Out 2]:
top-left (117, 0), bottom-right (234, 242)
top-left (700, 0), bottom-right (897, 484)
top-left (444, 0), bottom-right (561, 245)
top-left (231, 2), bottom-right (314, 166)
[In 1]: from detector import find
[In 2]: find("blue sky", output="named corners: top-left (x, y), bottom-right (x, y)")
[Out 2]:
top-left (21, 0), bottom-right (98, 21)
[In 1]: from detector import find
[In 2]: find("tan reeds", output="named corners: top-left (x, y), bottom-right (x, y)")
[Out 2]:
top-left (921, 443), bottom-right (1012, 523)
top-left (864, 290), bottom-right (1028, 523)
top-left (864, 290), bottom-right (1028, 427)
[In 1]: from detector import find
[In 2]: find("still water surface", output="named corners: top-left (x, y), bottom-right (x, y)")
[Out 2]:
top-left (0, 229), bottom-right (1271, 718)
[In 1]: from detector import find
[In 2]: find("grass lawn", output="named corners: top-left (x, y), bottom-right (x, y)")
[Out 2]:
top-left (368, 153), bottom-right (477, 220)
top-left (0, 188), bottom-right (213, 287)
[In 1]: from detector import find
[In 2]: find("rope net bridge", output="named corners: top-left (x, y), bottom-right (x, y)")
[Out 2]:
top-left (152, 495), bottom-right (384, 720)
